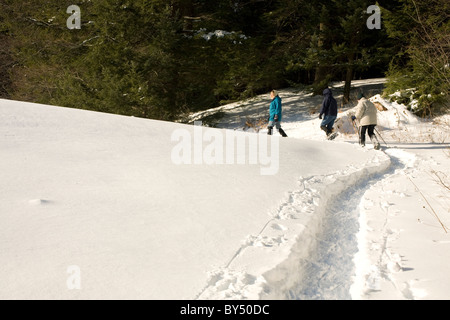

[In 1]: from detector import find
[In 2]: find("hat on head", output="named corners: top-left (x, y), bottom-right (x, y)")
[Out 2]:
top-left (323, 88), bottom-right (332, 96)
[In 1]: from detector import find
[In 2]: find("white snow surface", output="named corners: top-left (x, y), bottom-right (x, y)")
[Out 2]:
top-left (1, 79), bottom-right (449, 300)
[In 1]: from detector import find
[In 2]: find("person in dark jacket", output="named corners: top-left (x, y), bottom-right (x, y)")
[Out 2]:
top-left (268, 90), bottom-right (288, 137)
top-left (319, 88), bottom-right (338, 136)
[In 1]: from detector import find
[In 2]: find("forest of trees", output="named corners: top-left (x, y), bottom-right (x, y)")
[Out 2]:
top-left (0, 0), bottom-right (448, 120)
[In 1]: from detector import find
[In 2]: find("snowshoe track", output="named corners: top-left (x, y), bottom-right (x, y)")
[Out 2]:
top-left (197, 150), bottom-right (392, 300)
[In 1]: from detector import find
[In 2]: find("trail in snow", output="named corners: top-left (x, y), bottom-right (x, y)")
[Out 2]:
top-left (190, 83), bottom-right (450, 300)
top-left (196, 146), bottom-right (392, 300)
top-left (290, 146), bottom-right (410, 300)
top-left (350, 146), bottom-right (446, 300)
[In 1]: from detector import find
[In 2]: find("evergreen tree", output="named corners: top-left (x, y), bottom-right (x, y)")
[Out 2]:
top-left (268, 0), bottom-right (323, 87)
top-left (271, 0), bottom-right (395, 101)
top-left (383, 0), bottom-right (450, 116)
top-left (54, 1), bottom-right (185, 119)
top-left (3, 0), bottom-right (436, 121)
top-left (327, 0), bottom-right (394, 104)
top-left (0, 10), bottom-right (13, 98)
top-left (0, 1), bottom-right (85, 103)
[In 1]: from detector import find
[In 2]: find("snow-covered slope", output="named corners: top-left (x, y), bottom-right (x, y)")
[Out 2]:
top-left (1, 78), bottom-right (449, 300)
top-left (0, 98), bottom-right (387, 299)
top-left (189, 79), bottom-right (450, 300)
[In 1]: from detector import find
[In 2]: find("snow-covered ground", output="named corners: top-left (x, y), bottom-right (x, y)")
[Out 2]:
top-left (1, 79), bottom-right (449, 300)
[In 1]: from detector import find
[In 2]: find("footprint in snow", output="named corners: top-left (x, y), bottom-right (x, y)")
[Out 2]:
top-left (246, 234), bottom-right (286, 247)
top-left (29, 199), bottom-right (52, 206)
top-left (271, 223), bottom-right (288, 231)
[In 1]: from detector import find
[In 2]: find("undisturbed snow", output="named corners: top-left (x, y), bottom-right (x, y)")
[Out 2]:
top-left (0, 79), bottom-right (449, 300)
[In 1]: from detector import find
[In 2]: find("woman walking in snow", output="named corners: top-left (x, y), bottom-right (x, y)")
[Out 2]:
top-left (352, 93), bottom-right (380, 150)
top-left (268, 90), bottom-right (288, 137)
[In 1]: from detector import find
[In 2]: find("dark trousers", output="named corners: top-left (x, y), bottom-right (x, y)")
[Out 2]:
top-left (360, 125), bottom-right (376, 145)
top-left (320, 115), bottom-right (337, 135)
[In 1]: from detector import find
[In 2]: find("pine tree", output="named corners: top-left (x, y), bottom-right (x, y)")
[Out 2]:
top-left (330, 0), bottom-right (392, 104)
top-left (0, 8), bottom-right (13, 98)
top-left (383, 0), bottom-right (450, 116)
top-left (1, 0), bottom-right (408, 120)
top-left (0, 1), bottom-right (86, 103)
top-left (54, 1), bottom-right (185, 120)
top-left (271, 0), bottom-right (394, 100)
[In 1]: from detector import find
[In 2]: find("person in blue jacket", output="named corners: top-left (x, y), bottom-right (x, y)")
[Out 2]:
top-left (319, 88), bottom-right (338, 137)
top-left (268, 90), bottom-right (288, 137)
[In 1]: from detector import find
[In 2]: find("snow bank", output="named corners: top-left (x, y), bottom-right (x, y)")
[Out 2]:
top-left (0, 98), bottom-right (387, 299)
top-left (2, 78), bottom-right (448, 300)
top-left (183, 79), bottom-right (450, 300)
top-left (351, 146), bottom-right (450, 300)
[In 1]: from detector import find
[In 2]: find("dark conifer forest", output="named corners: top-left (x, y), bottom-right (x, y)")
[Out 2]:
top-left (0, 0), bottom-right (448, 119)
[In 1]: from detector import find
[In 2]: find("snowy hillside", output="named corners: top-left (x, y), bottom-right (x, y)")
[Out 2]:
top-left (190, 78), bottom-right (450, 300)
top-left (1, 78), bottom-right (449, 300)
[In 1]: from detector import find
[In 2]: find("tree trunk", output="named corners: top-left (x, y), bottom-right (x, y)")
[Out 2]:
top-left (0, 33), bottom-right (13, 99)
top-left (343, 66), bottom-right (353, 105)
top-left (313, 23), bottom-right (328, 95)
top-left (343, 52), bottom-right (355, 105)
